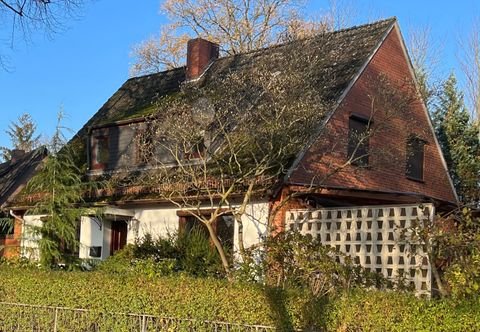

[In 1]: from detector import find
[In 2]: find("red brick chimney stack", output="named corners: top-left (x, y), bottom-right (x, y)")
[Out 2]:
top-left (10, 149), bottom-right (25, 163)
top-left (186, 38), bottom-right (219, 80)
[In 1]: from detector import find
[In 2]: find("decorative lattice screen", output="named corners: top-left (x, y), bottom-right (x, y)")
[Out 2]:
top-left (286, 204), bottom-right (433, 296)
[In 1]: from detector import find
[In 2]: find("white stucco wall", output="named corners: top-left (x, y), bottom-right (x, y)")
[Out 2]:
top-left (79, 216), bottom-right (106, 259)
top-left (21, 214), bottom-right (44, 261)
top-left (236, 201), bottom-right (269, 251)
top-left (78, 201), bottom-right (269, 260)
top-left (130, 207), bottom-right (179, 242)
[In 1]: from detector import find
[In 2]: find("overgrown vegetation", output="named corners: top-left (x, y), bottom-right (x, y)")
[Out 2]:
top-left (0, 265), bottom-right (479, 331)
top-left (23, 113), bottom-right (92, 267)
top-left (97, 229), bottom-right (224, 278)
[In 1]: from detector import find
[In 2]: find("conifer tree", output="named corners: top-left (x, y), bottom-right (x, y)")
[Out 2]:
top-left (433, 73), bottom-right (480, 205)
top-left (0, 113), bottom-right (41, 161)
top-left (25, 112), bottom-right (86, 267)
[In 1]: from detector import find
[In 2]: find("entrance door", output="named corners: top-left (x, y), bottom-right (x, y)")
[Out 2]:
top-left (110, 221), bottom-right (128, 255)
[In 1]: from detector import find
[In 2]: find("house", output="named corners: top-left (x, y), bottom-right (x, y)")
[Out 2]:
top-left (7, 18), bottom-right (457, 293)
top-left (0, 147), bottom-right (47, 257)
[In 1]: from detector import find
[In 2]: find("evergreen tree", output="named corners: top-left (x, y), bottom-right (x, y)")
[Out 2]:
top-left (433, 73), bottom-right (480, 205)
top-left (0, 113), bottom-right (41, 161)
top-left (25, 113), bottom-right (86, 267)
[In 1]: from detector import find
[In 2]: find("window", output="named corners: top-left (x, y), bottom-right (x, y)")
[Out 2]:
top-left (136, 128), bottom-right (154, 164)
top-left (89, 246), bottom-right (102, 258)
top-left (91, 135), bottom-right (109, 170)
top-left (95, 137), bottom-right (109, 164)
top-left (179, 212), bottom-right (234, 251)
top-left (406, 136), bottom-right (425, 181)
top-left (348, 115), bottom-right (370, 166)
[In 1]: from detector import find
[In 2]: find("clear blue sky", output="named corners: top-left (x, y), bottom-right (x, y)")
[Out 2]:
top-left (0, 0), bottom-right (478, 149)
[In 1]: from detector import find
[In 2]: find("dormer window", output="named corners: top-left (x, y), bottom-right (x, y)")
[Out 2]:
top-left (406, 136), bottom-right (425, 181)
top-left (91, 135), bottom-right (109, 170)
top-left (136, 128), bottom-right (154, 165)
top-left (348, 114), bottom-right (371, 166)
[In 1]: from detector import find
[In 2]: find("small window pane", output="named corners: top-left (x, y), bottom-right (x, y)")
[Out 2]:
top-left (89, 246), bottom-right (102, 258)
top-left (348, 116), bottom-right (369, 166)
top-left (95, 137), bottom-right (109, 165)
top-left (136, 129), bottom-right (154, 164)
top-left (217, 215), bottom-right (234, 250)
top-left (406, 137), bottom-right (425, 180)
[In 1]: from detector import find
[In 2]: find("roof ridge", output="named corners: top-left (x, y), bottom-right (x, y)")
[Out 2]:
top-left (128, 17), bottom-right (397, 80)
top-left (127, 65), bottom-right (186, 82)
top-left (217, 17), bottom-right (397, 60)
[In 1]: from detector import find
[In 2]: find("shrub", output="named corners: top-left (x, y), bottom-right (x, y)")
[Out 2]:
top-left (97, 229), bottom-right (224, 278)
top-left (240, 230), bottom-right (386, 296)
top-left (175, 226), bottom-right (224, 277)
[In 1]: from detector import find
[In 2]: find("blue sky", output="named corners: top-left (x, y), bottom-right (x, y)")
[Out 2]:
top-left (0, 0), bottom-right (478, 149)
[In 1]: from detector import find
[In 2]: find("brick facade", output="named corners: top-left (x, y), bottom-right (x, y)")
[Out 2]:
top-left (288, 26), bottom-right (457, 205)
top-left (0, 218), bottom-right (22, 258)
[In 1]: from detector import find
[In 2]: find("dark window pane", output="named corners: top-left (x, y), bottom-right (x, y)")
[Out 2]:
top-left (216, 215), bottom-right (234, 250)
top-left (95, 137), bottom-right (109, 165)
top-left (136, 129), bottom-right (154, 164)
top-left (185, 217), bottom-right (209, 238)
top-left (89, 246), bottom-right (102, 258)
top-left (182, 214), bottom-right (234, 251)
top-left (406, 137), bottom-right (425, 180)
top-left (348, 116), bottom-right (369, 166)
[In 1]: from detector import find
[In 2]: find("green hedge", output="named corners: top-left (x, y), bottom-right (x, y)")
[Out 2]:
top-left (0, 267), bottom-right (479, 331)
top-left (0, 267), bottom-right (311, 330)
top-left (322, 290), bottom-right (480, 332)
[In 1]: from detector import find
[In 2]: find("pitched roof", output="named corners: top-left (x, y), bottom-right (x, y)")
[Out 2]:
top-left (0, 147), bottom-right (47, 208)
top-left (76, 18), bottom-right (395, 137)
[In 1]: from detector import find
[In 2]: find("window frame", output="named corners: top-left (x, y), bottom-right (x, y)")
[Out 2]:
top-left (135, 127), bottom-right (155, 165)
top-left (91, 134), bottom-right (109, 170)
top-left (405, 135), bottom-right (426, 182)
top-left (177, 210), bottom-right (234, 251)
top-left (347, 114), bottom-right (372, 167)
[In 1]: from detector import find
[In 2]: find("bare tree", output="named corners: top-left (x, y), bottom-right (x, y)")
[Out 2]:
top-left (0, 0), bottom-right (85, 69)
top-left (459, 19), bottom-right (480, 123)
top-left (407, 25), bottom-right (443, 109)
top-left (130, 0), bottom-right (359, 76)
top-left (119, 43), bottom-right (417, 278)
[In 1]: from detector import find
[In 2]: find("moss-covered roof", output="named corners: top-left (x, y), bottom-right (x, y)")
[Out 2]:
top-left (0, 147), bottom-right (47, 208)
top-left (8, 18), bottom-right (398, 207)
top-left (76, 18), bottom-right (394, 136)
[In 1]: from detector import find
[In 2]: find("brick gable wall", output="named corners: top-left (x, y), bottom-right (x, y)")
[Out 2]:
top-left (288, 26), bottom-right (457, 205)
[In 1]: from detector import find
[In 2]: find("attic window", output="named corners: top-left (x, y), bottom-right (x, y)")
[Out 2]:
top-left (185, 137), bottom-right (206, 160)
top-left (136, 128), bottom-right (155, 164)
top-left (347, 115), bottom-right (371, 166)
top-left (91, 135), bottom-right (109, 170)
top-left (406, 136), bottom-right (425, 181)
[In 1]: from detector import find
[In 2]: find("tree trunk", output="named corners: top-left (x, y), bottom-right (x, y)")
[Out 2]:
top-left (234, 213), bottom-right (246, 260)
top-left (205, 221), bottom-right (232, 280)
top-left (430, 254), bottom-right (448, 297)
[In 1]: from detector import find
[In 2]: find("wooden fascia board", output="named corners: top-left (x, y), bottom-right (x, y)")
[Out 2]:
top-left (286, 183), bottom-right (457, 207)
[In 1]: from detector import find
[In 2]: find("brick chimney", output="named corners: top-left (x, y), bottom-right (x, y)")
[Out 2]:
top-left (186, 38), bottom-right (219, 80)
top-left (10, 149), bottom-right (25, 163)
